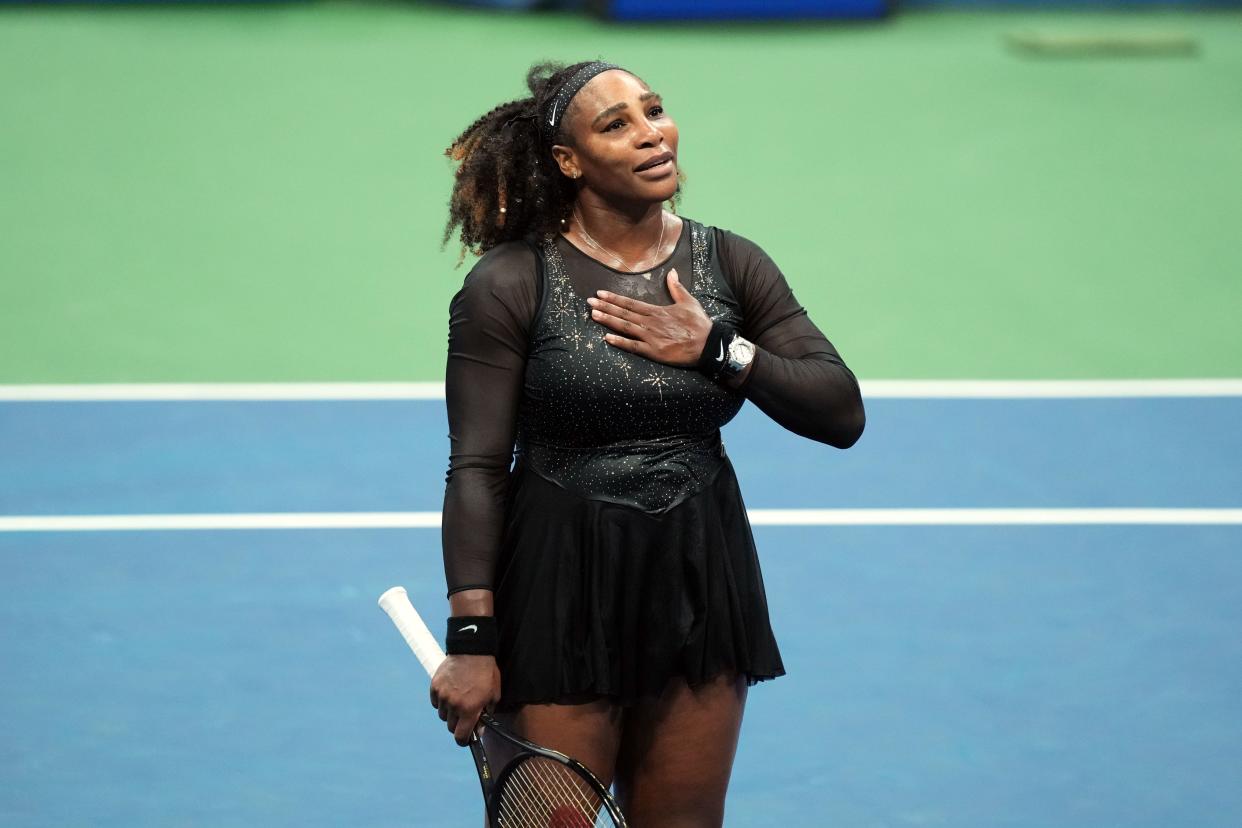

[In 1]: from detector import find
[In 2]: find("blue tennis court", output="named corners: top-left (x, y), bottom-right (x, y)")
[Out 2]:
top-left (3, 394), bottom-right (1240, 826)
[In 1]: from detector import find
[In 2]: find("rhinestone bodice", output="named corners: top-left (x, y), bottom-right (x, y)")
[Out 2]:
top-left (513, 219), bottom-right (746, 513)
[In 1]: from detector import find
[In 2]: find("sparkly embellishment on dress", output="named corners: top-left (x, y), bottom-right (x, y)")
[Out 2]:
top-left (513, 219), bottom-right (747, 514)
top-left (640, 373), bottom-right (671, 401)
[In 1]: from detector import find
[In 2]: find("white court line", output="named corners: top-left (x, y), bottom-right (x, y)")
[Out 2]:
top-left (858, 379), bottom-right (1242, 398)
top-left (0, 383), bottom-right (448, 401)
top-left (2, 379), bottom-right (1242, 401)
top-left (0, 513), bottom-right (442, 532)
top-left (2, 509), bottom-right (1241, 532)
top-left (746, 509), bottom-right (1242, 526)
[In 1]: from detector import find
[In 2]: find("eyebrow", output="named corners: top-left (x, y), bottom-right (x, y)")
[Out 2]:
top-left (591, 91), bottom-right (661, 127)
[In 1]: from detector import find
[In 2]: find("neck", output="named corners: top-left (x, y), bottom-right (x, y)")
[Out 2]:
top-left (571, 194), bottom-right (667, 260)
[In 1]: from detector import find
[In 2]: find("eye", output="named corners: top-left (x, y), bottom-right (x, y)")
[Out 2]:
top-left (603, 105), bottom-right (663, 132)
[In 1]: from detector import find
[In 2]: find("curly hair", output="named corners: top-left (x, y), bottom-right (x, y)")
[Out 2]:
top-left (441, 60), bottom-right (683, 267)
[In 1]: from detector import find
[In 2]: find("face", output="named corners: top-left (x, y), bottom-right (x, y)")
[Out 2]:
top-left (551, 69), bottom-right (680, 204)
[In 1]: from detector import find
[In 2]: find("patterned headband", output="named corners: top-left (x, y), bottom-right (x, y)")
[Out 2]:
top-left (539, 61), bottom-right (622, 147)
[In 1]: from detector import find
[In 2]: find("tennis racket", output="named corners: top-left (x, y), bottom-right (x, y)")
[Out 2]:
top-left (378, 586), bottom-right (628, 828)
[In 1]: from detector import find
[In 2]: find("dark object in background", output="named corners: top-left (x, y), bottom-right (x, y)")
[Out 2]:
top-left (588, 0), bottom-right (889, 19)
top-left (433, 0), bottom-right (588, 8)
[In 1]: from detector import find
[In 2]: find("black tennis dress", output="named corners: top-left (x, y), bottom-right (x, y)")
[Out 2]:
top-left (442, 216), bottom-right (865, 708)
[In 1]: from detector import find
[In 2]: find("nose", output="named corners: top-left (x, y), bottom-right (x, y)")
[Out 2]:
top-left (635, 114), bottom-right (662, 148)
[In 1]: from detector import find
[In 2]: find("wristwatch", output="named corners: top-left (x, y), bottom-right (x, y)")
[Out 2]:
top-left (717, 331), bottom-right (756, 380)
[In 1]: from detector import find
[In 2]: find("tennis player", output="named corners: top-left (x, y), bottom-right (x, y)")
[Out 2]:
top-left (433, 60), bottom-right (865, 826)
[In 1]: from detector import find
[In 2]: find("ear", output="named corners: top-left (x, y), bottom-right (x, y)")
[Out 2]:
top-left (550, 145), bottom-right (580, 181)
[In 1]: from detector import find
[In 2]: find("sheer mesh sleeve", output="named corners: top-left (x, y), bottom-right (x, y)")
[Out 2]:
top-left (715, 228), bottom-right (866, 449)
top-left (442, 241), bottom-right (540, 596)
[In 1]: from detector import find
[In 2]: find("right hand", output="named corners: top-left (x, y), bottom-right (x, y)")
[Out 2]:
top-left (430, 654), bottom-right (502, 746)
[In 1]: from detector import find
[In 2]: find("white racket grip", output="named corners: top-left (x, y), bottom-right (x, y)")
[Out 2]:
top-left (377, 586), bottom-right (446, 678)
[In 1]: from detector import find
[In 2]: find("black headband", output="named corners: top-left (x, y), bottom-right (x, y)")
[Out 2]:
top-left (539, 61), bottom-right (621, 147)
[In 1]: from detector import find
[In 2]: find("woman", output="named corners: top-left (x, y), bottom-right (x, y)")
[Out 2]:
top-left (432, 60), bottom-right (865, 826)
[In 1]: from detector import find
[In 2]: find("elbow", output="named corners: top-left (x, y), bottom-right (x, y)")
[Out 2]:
top-left (443, 458), bottom-right (515, 494)
top-left (824, 395), bottom-right (865, 449)
top-left (820, 363), bottom-right (865, 449)
top-left (791, 403), bottom-right (864, 449)
top-left (833, 406), bottom-right (865, 449)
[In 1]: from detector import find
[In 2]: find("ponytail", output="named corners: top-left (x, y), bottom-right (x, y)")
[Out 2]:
top-left (441, 62), bottom-right (584, 266)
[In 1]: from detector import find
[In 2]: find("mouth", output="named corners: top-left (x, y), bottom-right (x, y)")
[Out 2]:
top-left (634, 151), bottom-right (674, 172)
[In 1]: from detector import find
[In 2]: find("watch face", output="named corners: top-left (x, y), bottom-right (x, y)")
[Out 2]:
top-left (729, 336), bottom-right (756, 364)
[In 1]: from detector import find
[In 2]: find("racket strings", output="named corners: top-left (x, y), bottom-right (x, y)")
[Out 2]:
top-left (495, 755), bottom-right (614, 827)
top-left (494, 769), bottom-right (544, 828)
top-left (501, 760), bottom-right (596, 827)
top-left (501, 763), bottom-right (562, 827)
top-left (519, 758), bottom-right (597, 818)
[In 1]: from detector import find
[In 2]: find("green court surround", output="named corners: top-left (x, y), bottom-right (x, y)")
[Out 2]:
top-left (2, 3), bottom-right (1239, 382)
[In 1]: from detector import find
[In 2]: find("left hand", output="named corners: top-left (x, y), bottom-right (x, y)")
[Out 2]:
top-left (587, 268), bottom-right (711, 368)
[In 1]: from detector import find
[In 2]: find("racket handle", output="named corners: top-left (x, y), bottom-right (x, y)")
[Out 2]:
top-left (378, 586), bottom-right (447, 677)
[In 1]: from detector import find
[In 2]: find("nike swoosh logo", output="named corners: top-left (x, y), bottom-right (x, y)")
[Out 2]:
top-left (548, 101), bottom-right (559, 126)
top-left (715, 340), bottom-right (725, 362)
top-left (457, 624), bottom-right (478, 634)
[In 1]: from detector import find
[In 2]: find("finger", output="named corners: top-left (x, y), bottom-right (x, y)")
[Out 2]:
top-left (446, 712), bottom-right (460, 735)
top-left (456, 710), bottom-right (481, 745)
top-left (430, 687), bottom-right (439, 709)
top-left (667, 268), bottom-right (689, 299)
top-left (591, 308), bottom-right (647, 338)
top-left (438, 701), bottom-right (449, 722)
top-left (589, 296), bottom-right (646, 324)
top-left (604, 333), bottom-right (653, 359)
top-left (595, 290), bottom-right (654, 314)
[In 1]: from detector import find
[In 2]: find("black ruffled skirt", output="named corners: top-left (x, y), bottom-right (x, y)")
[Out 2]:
top-left (492, 456), bottom-right (785, 708)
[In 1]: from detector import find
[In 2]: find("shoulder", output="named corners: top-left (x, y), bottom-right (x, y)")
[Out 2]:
top-left (711, 224), bottom-right (770, 261)
top-left (464, 239), bottom-right (536, 285)
top-left (688, 220), bottom-right (778, 289)
top-left (460, 238), bottom-right (540, 292)
top-left (681, 216), bottom-right (770, 263)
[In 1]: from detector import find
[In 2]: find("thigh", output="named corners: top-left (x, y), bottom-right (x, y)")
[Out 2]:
top-left (614, 673), bottom-right (749, 828)
top-left (485, 698), bottom-right (626, 788)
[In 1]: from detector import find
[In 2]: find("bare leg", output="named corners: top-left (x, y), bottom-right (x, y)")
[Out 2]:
top-left (613, 673), bottom-right (748, 828)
